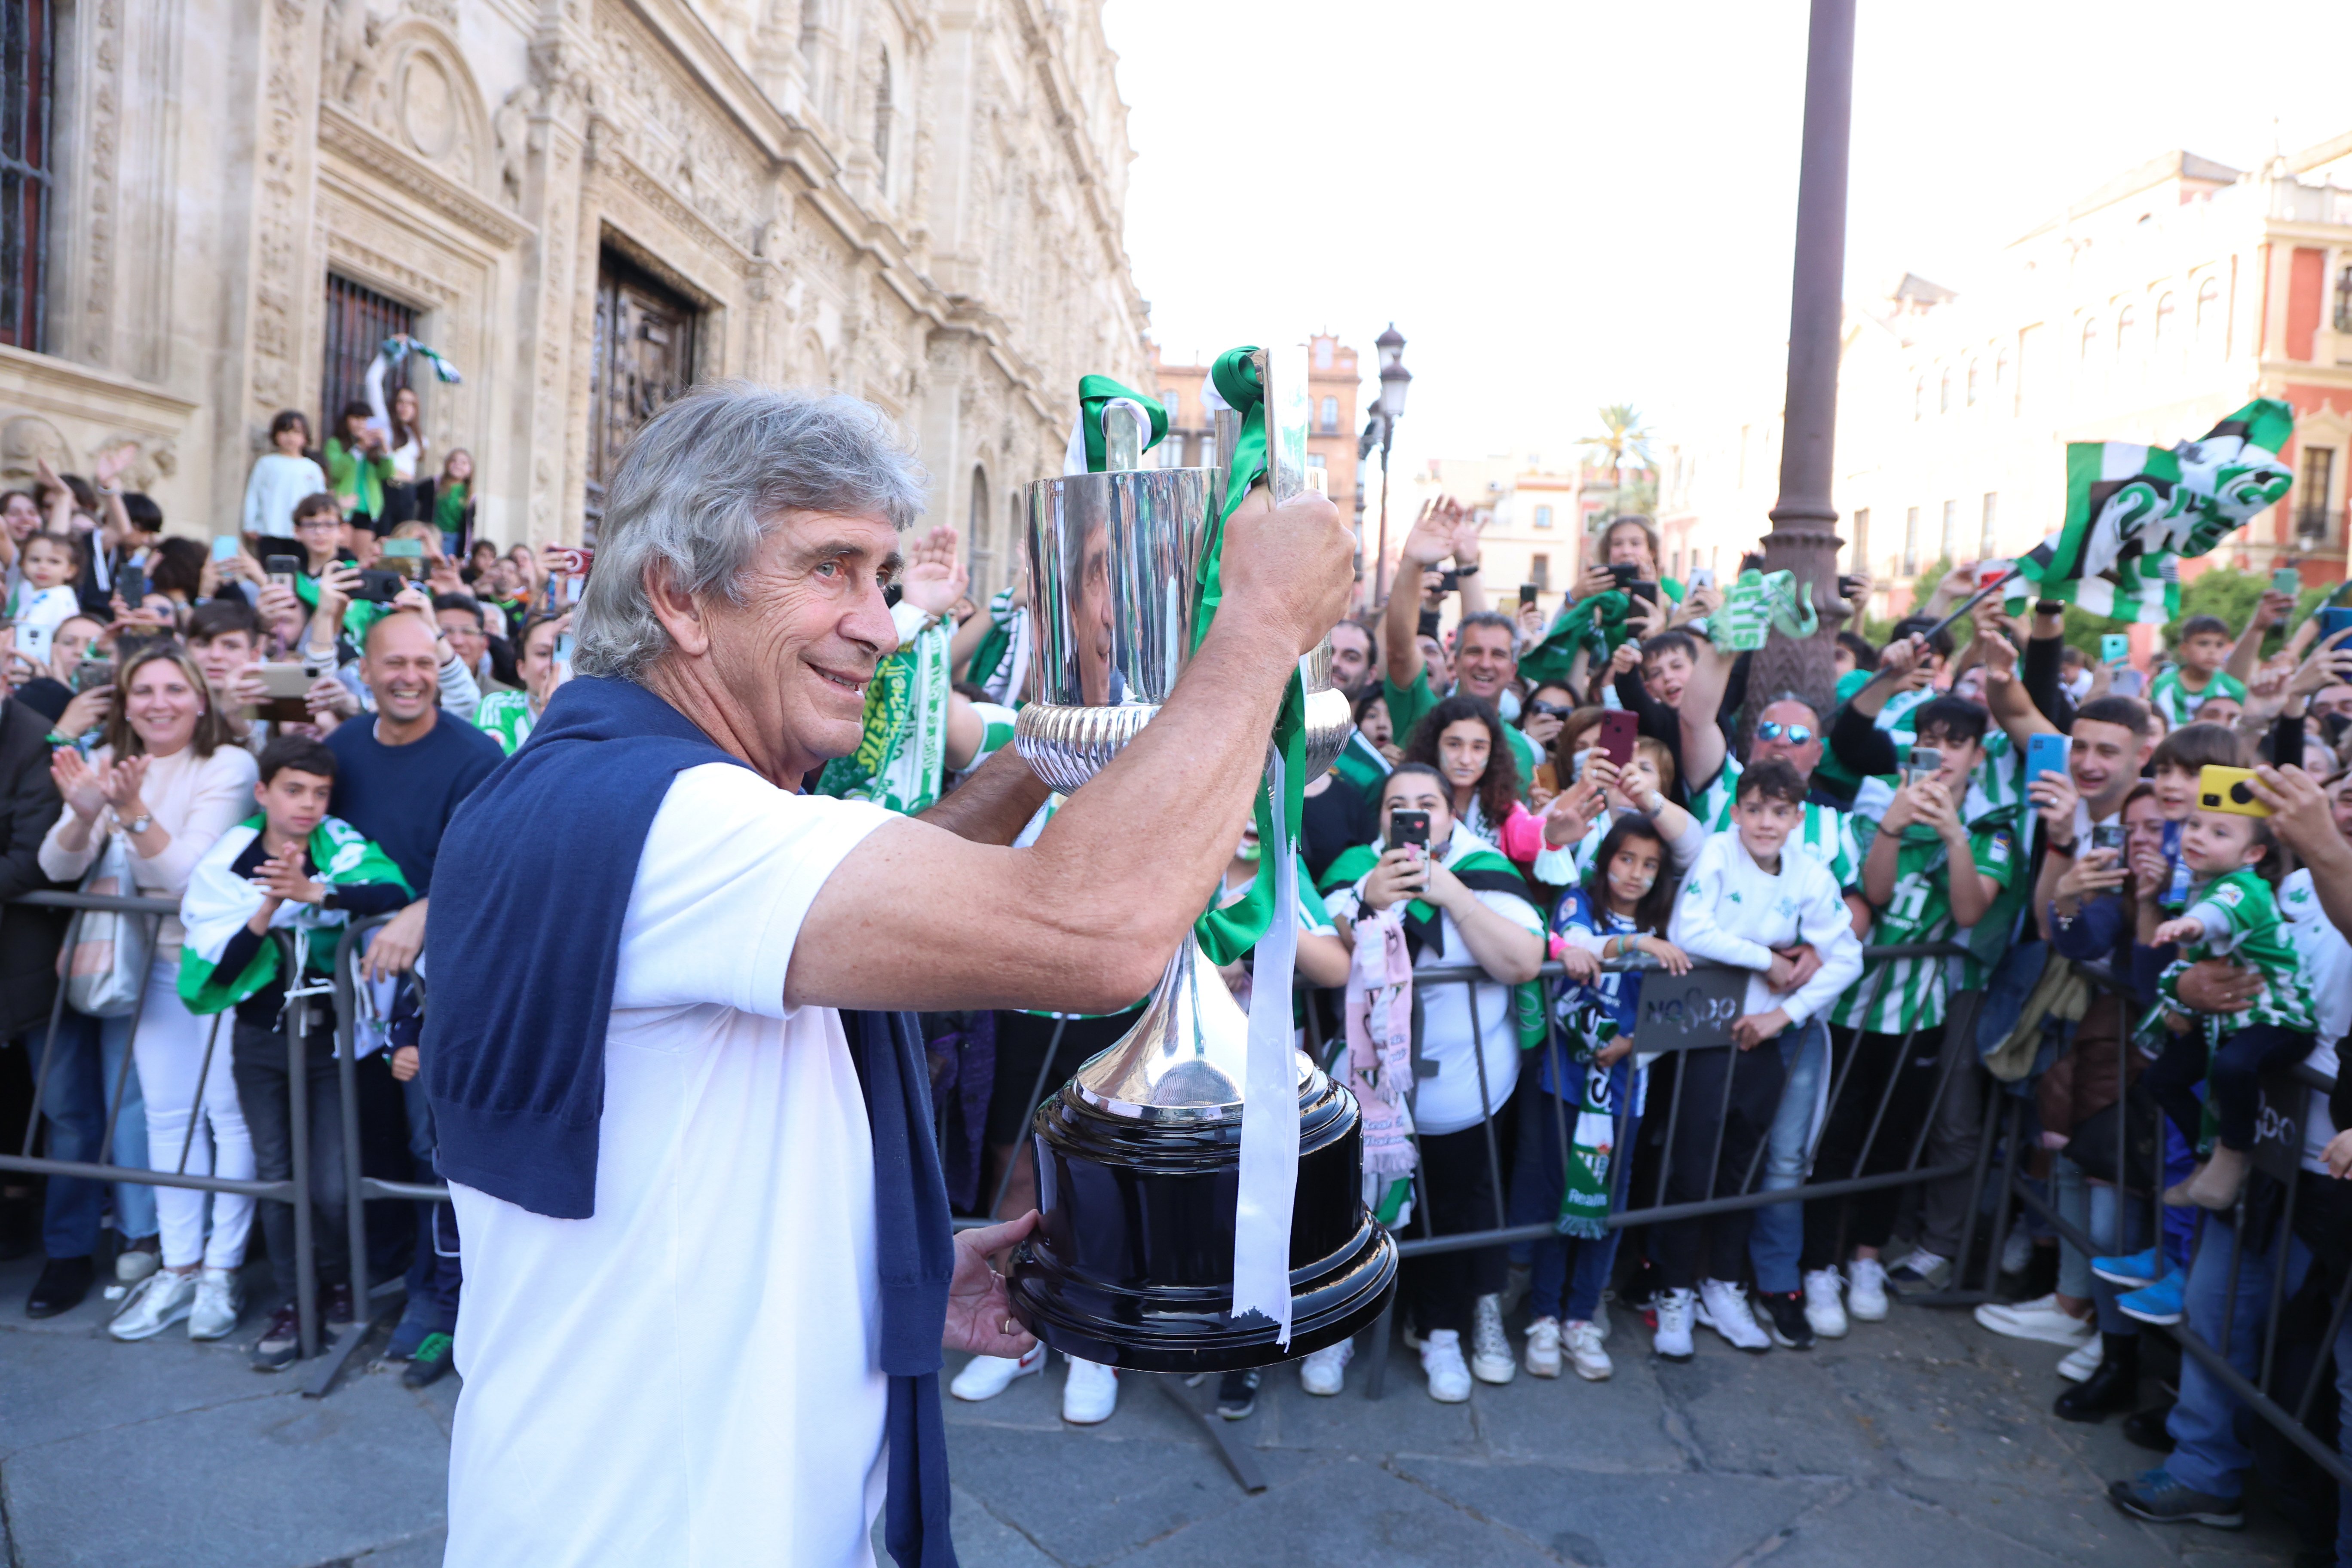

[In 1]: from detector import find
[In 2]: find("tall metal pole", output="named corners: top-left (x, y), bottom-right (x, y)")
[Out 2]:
top-left (1374, 429), bottom-right (1395, 608)
top-left (1749, 0), bottom-right (1856, 722)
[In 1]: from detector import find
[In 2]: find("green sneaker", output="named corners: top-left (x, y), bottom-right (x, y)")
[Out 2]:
top-left (401, 1331), bottom-right (455, 1390)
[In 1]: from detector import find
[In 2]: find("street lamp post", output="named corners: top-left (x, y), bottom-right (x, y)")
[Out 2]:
top-left (1370, 324), bottom-right (1412, 607)
top-left (1751, 0), bottom-right (1856, 721)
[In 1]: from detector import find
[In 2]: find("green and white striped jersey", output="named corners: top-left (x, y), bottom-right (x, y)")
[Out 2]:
top-left (2148, 667), bottom-right (2248, 730)
top-left (1687, 758), bottom-right (1863, 890)
top-left (474, 690), bottom-right (536, 756)
top-left (1868, 707), bottom-right (2024, 824)
top-left (2157, 867), bottom-right (2317, 1032)
top-left (1831, 815), bottom-right (2022, 1035)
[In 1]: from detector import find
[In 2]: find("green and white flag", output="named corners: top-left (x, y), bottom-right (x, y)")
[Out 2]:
top-left (2006, 399), bottom-right (2295, 624)
top-left (815, 600), bottom-right (952, 815)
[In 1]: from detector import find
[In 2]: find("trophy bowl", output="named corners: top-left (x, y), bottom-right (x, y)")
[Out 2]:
top-left (1006, 462), bottom-right (1396, 1372)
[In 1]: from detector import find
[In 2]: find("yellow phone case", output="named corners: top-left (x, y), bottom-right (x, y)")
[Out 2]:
top-left (2196, 765), bottom-right (2271, 818)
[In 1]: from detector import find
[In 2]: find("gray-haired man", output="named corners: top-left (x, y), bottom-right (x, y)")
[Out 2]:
top-left (424, 383), bottom-right (1351, 1567)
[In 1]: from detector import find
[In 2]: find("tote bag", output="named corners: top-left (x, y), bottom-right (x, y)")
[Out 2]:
top-left (60, 831), bottom-right (156, 1018)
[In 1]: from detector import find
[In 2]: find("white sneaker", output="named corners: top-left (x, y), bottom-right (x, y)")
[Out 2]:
top-left (1563, 1319), bottom-right (1613, 1381)
top-left (1523, 1316), bottom-right (1563, 1378)
top-left (1061, 1356), bottom-right (1118, 1424)
top-left (109, 1269), bottom-right (197, 1341)
top-left (1847, 1258), bottom-right (1890, 1322)
top-left (1695, 1279), bottom-right (1772, 1354)
top-left (2056, 1335), bottom-right (2104, 1384)
top-left (949, 1343), bottom-right (1044, 1402)
top-left (1652, 1288), bottom-right (1695, 1362)
top-left (1470, 1293), bottom-right (1515, 1384)
top-left (2000, 1226), bottom-right (2035, 1276)
top-left (116, 1240), bottom-right (159, 1285)
top-left (1802, 1268), bottom-right (1849, 1339)
top-left (1420, 1328), bottom-right (1472, 1402)
top-left (1592, 1296), bottom-right (1612, 1342)
top-left (1299, 1338), bottom-right (1352, 1396)
top-left (187, 1266), bottom-right (242, 1341)
top-left (1972, 1292), bottom-right (2094, 1348)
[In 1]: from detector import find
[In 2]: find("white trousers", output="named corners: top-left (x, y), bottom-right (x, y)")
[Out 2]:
top-left (130, 956), bottom-right (255, 1269)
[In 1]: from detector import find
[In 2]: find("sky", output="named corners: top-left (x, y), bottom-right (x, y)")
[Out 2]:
top-left (1100, 0), bottom-right (2352, 479)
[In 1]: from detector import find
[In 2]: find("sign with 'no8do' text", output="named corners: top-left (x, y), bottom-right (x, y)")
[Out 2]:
top-left (1630, 966), bottom-right (1751, 1053)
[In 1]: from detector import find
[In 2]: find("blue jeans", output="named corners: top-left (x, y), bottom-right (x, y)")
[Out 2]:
top-left (28, 1010), bottom-right (157, 1258)
top-left (1749, 1019), bottom-right (1828, 1294)
top-left (1505, 1057), bottom-right (1636, 1323)
top-left (398, 1071), bottom-right (460, 1336)
top-left (2053, 1155), bottom-right (2150, 1334)
top-left (2165, 1211), bottom-right (2310, 1499)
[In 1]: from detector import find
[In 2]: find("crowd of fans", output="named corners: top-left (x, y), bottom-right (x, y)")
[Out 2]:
top-left (4, 421), bottom-right (2352, 1548)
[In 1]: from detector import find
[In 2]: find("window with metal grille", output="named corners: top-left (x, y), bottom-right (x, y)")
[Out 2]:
top-left (322, 274), bottom-right (415, 440)
top-left (1530, 554), bottom-right (1550, 590)
top-left (2299, 447), bottom-right (2335, 541)
top-left (2, 0), bottom-right (53, 350)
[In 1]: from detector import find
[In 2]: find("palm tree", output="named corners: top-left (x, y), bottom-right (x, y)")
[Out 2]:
top-left (1580, 404), bottom-right (1656, 510)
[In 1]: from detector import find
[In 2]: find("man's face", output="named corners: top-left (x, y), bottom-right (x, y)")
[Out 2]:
top-left (2195, 694), bottom-right (2243, 727)
top-left (256, 767), bottom-right (333, 842)
top-left (1327, 623), bottom-right (1374, 696)
top-left (692, 510), bottom-right (904, 779)
top-left (1732, 793), bottom-right (1801, 858)
top-left (1455, 624), bottom-right (1517, 701)
top-left (1416, 634), bottom-right (1450, 692)
top-left (1751, 699), bottom-right (1822, 781)
top-left (2180, 631), bottom-right (2230, 673)
top-left (362, 613), bottom-right (441, 726)
top-left (2068, 717), bottom-right (2146, 809)
top-left (48, 616), bottom-right (100, 678)
top-left (2314, 684), bottom-right (2352, 722)
top-left (438, 607), bottom-right (487, 671)
top-left (1643, 646), bottom-right (1692, 706)
top-left (190, 630), bottom-right (258, 692)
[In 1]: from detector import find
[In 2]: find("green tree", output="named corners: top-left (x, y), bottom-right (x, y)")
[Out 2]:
top-left (1580, 404), bottom-right (1655, 505)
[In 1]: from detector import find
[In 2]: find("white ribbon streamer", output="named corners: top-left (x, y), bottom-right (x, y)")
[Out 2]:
top-left (1231, 745), bottom-right (1302, 1344)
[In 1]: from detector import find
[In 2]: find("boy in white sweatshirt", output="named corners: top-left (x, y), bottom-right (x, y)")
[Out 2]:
top-left (1647, 758), bottom-right (1865, 1362)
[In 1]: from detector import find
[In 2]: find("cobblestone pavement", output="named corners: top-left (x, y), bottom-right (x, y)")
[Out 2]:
top-left (0, 1250), bottom-right (2303, 1567)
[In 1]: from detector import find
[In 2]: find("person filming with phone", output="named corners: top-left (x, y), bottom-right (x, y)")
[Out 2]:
top-left (1320, 762), bottom-right (1545, 1403)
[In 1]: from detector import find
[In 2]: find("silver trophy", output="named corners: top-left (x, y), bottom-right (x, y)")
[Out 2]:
top-left (1007, 347), bottom-right (1396, 1371)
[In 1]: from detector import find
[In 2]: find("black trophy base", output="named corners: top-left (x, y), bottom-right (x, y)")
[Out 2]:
top-left (1008, 1071), bottom-right (1398, 1373)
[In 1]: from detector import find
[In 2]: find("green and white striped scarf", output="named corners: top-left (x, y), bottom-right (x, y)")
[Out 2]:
top-left (816, 601), bottom-right (952, 815)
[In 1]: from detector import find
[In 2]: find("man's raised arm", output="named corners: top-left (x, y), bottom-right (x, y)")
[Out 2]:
top-left (790, 487), bottom-right (1354, 1014)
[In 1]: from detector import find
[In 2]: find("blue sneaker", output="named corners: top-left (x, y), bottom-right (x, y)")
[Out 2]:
top-left (2117, 1269), bottom-right (2185, 1326)
top-left (2108, 1467), bottom-right (2243, 1528)
top-left (2092, 1247), bottom-right (2162, 1288)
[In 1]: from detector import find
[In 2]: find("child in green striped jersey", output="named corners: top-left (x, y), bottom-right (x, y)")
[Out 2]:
top-left (2147, 617), bottom-right (2248, 730)
top-left (2148, 793), bottom-right (2318, 1209)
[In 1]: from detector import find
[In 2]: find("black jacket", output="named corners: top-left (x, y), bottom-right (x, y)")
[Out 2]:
top-left (0, 696), bottom-right (70, 1037)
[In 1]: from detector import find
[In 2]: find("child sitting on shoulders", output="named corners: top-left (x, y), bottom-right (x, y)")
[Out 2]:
top-left (2147, 766), bottom-right (2317, 1210)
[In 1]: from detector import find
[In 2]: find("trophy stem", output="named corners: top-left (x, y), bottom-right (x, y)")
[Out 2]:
top-left (1072, 928), bottom-right (1277, 1121)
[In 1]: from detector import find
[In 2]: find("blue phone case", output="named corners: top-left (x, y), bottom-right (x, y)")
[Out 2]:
top-left (2321, 608), bottom-right (2352, 647)
top-left (2025, 734), bottom-right (2068, 786)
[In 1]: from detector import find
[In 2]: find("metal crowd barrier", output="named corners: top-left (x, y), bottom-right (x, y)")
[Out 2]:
top-left (3, 891), bottom-right (328, 1361)
top-left (951, 940), bottom-right (2007, 1399)
top-left (1995, 961), bottom-right (2352, 1489)
top-left (4, 891), bottom-right (445, 1396)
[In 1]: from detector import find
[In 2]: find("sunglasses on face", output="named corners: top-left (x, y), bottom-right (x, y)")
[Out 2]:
top-left (1756, 721), bottom-right (1814, 745)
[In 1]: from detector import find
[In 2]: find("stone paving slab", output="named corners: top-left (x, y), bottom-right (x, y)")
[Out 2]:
top-left (0, 1249), bottom-right (2308, 1567)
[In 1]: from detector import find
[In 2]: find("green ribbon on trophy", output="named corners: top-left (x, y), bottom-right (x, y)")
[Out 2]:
top-left (1188, 347), bottom-right (1310, 970)
top-left (1073, 375), bottom-right (1168, 472)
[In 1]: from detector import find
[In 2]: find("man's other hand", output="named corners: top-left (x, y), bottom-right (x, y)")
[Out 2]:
top-left (1217, 486), bottom-right (1351, 655)
top-left (363, 899), bottom-right (428, 982)
top-left (943, 1211), bottom-right (1041, 1357)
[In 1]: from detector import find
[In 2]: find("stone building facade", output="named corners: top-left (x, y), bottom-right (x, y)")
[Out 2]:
top-left (0, 0), bottom-right (1153, 595)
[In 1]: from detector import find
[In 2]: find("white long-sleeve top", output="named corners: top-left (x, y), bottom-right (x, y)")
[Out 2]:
top-left (1666, 829), bottom-right (1864, 1025)
top-left (242, 452), bottom-right (331, 538)
top-left (39, 743), bottom-right (260, 957)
